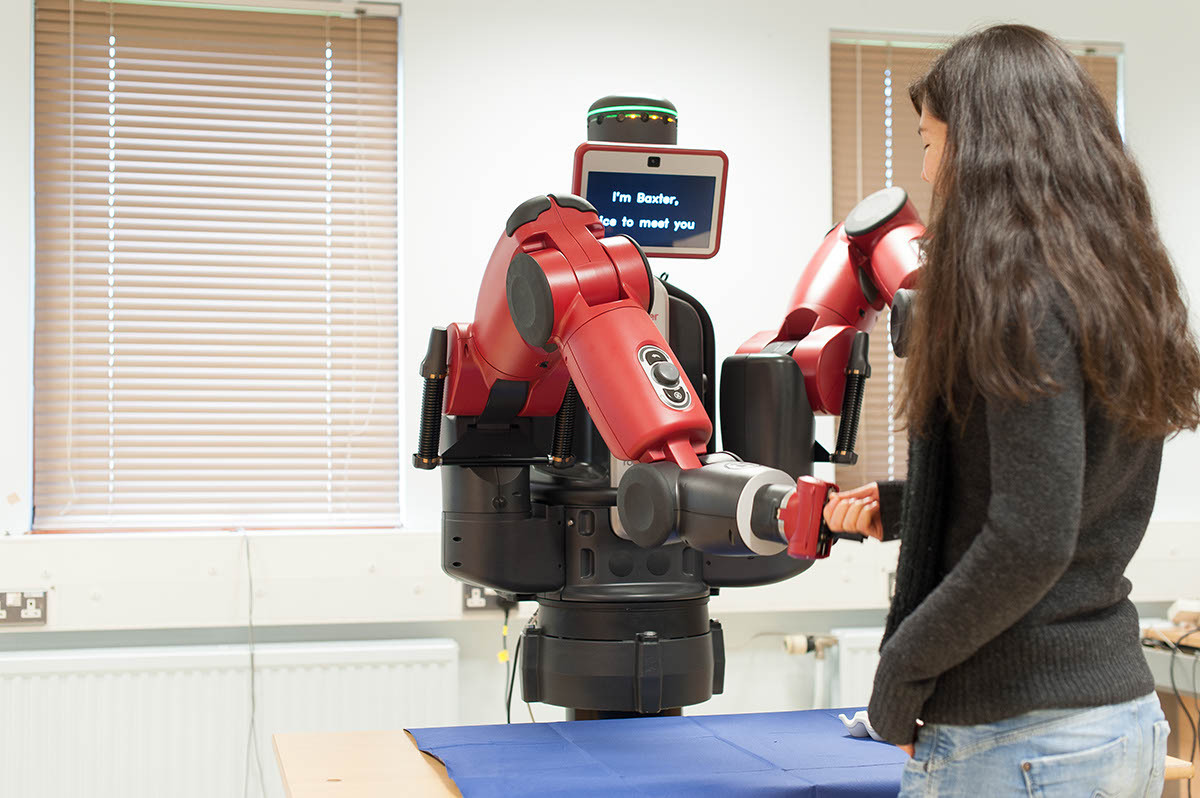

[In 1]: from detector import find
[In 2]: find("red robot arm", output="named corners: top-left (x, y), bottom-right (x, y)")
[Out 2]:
top-left (610, 188), bottom-right (925, 561)
top-left (759, 187), bottom-right (925, 558)
top-left (442, 194), bottom-right (711, 469)
top-left (738, 186), bottom-right (923, 419)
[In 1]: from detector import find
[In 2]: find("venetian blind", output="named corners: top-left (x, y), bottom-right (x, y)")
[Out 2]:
top-left (830, 40), bottom-right (1120, 489)
top-left (34, 0), bottom-right (400, 531)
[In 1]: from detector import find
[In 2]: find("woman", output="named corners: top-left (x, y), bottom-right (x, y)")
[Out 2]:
top-left (822, 24), bottom-right (1200, 796)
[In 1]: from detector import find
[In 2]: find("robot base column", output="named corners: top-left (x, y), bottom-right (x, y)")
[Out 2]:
top-left (520, 597), bottom-right (725, 716)
top-left (568, 707), bottom-right (683, 720)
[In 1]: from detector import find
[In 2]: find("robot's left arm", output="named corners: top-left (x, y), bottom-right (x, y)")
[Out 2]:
top-left (615, 188), bottom-right (926, 561)
top-left (732, 187), bottom-right (925, 558)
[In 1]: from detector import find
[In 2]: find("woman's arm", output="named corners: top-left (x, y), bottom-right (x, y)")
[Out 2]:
top-left (867, 309), bottom-right (1085, 744)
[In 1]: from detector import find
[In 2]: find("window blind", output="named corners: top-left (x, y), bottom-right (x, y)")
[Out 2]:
top-left (33, 0), bottom-right (400, 531)
top-left (830, 40), bottom-right (1120, 489)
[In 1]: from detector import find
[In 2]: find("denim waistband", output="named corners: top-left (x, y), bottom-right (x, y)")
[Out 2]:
top-left (917, 692), bottom-right (1160, 767)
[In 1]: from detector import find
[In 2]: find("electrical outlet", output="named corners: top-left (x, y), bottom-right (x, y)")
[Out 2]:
top-left (1, 591), bottom-right (47, 627)
top-left (462, 584), bottom-right (509, 612)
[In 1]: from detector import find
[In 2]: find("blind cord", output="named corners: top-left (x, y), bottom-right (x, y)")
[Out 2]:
top-left (65, 0), bottom-right (77, 515)
top-left (106, 0), bottom-right (117, 519)
top-left (343, 10), bottom-right (385, 452)
top-left (241, 529), bottom-right (268, 798)
top-left (322, 15), bottom-right (334, 515)
top-left (882, 53), bottom-right (896, 482)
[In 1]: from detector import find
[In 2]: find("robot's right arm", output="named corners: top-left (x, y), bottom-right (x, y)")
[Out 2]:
top-left (436, 193), bottom-right (712, 470)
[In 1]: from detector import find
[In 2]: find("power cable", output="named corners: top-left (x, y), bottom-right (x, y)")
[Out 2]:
top-left (1175, 629), bottom-right (1199, 798)
top-left (506, 634), bottom-right (522, 724)
top-left (500, 607), bottom-right (511, 722)
top-left (1149, 627), bottom-right (1198, 798)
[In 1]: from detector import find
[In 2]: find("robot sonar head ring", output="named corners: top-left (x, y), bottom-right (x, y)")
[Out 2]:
top-left (587, 95), bottom-right (678, 145)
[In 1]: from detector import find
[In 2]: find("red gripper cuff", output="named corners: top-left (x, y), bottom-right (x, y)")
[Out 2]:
top-left (780, 476), bottom-right (837, 560)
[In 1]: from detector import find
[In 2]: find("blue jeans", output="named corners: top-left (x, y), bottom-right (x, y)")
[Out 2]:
top-left (900, 693), bottom-right (1170, 797)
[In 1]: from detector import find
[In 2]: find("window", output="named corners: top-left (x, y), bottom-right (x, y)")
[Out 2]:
top-left (829, 34), bottom-right (1121, 488)
top-left (33, 0), bottom-right (400, 531)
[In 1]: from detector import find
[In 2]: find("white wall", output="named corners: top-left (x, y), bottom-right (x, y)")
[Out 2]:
top-left (0, 0), bottom-right (1196, 657)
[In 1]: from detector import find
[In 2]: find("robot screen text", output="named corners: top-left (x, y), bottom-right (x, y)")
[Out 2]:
top-left (586, 171), bottom-right (715, 248)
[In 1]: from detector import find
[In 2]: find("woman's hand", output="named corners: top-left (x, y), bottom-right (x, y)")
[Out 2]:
top-left (898, 722), bottom-right (922, 756)
top-left (822, 482), bottom-right (884, 541)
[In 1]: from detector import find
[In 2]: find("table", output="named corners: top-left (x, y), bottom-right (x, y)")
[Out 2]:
top-left (273, 730), bottom-right (460, 798)
top-left (405, 709), bottom-right (909, 797)
top-left (274, 720), bottom-right (1193, 797)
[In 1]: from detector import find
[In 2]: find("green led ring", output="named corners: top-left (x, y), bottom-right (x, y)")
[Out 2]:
top-left (587, 105), bottom-right (677, 118)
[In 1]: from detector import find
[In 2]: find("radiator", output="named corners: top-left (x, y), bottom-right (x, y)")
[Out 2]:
top-left (0, 639), bottom-right (458, 798)
top-left (831, 626), bottom-right (884, 708)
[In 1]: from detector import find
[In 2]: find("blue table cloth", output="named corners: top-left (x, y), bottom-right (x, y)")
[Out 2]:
top-left (408, 707), bottom-right (906, 797)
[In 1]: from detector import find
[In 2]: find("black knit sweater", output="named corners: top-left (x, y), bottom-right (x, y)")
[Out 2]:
top-left (865, 302), bottom-right (1160, 745)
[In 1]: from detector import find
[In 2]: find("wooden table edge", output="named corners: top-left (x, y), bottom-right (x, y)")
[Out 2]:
top-left (272, 730), bottom-right (460, 797)
top-left (1165, 754), bottom-right (1194, 781)
top-left (405, 729), bottom-right (462, 796)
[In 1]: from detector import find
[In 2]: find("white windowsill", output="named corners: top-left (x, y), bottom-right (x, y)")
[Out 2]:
top-left (0, 528), bottom-right (462, 632)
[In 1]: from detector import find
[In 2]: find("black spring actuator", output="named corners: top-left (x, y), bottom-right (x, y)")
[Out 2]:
top-left (550, 381), bottom-right (579, 468)
top-left (832, 331), bottom-right (871, 466)
top-left (413, 327), bottom-right (449, 470)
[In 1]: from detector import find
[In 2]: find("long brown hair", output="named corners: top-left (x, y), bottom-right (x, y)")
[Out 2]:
top-left (900, 24), bottom-right (1200, 438)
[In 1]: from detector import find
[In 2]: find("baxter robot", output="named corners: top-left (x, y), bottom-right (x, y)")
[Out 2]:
top-left (413, 96), bottom-right (922, 719)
